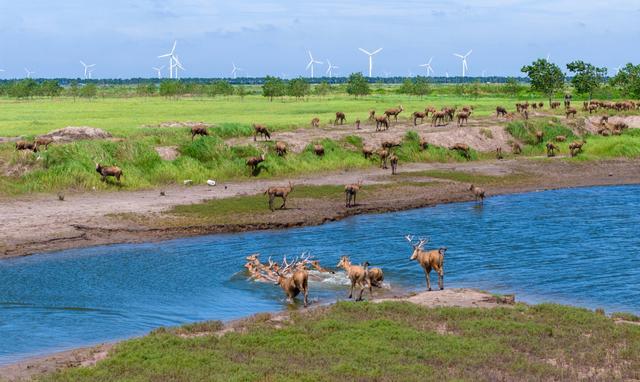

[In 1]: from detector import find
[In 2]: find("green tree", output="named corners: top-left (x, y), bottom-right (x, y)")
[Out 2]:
top-left (610, 63), bottom-right (640, 98)
top-left (40, 80), bottom-right (62, 98)
top-left (79, 83), bottom-right (97, 99)
top-left (146, 83), bottom-right (157, 96)
top-left (262, 76), bottom-right (286, 101)
top-left (398, 79), bottom-right (414, 95)
top-left (136, 83), bottom-right (148, 96)
top-left (8, 79), bottom-right (38, 99)
top-left (346, 72), bottom-right (370, 97)
top-left (521, 59), bottom-right (565, 103)
top-left (235, 85), bottom-right (247, 100)
top-left (211, 80), bottom-right (234, 97)
top-left (68, 80), bottom-right (79, 100)
top-left (159, 80), bottom-right (184, 98)
top-left (566, 60), bottom-right (607, 100)
top-left (469, 80), bottom-right (481, 99)
top-left (314, 81), bottom-right (331, 98)
top-left (504, 77), bottom-right (522, 97)
top-left (412, 77), bottom-right (431, 97)
top-left (288, 77), bottom-right (310, 99)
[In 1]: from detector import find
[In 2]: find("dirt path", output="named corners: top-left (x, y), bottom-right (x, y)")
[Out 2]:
top-left (2, 157), bottom-right (640, 259)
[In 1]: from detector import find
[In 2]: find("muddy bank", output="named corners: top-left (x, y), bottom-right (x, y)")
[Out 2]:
top-left (2, 158), bottom-right (640, 259)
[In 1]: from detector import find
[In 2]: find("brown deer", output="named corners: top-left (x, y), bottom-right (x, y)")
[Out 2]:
top-left (406, 235), bottom-right (446, 291)
top-left (310, 117), bottom-right (320, 127)
top-left (379, 149), bottom-right (389, 169)
top-left (95, 163), bottom-right (123, 183)
top-left (565, 107), bottom-right (577, 118)
top-left (374, 115), bottom-right (389, 131)
top-left (511, 142), bottom-right (522, 155)
top-left (550, 101), bottom-right (561, 109)
top-left (418, 137), bottom-right (429, 151)
top-left (345, 180), bottom-right (362, 207)
top-left (389, 154), bottom-right (398, 175)
top-left (15, 141), bottom-right (38, 152)
top-left (535, 130), bottom-right (544, 144)
top-left (599, 116), bottom-right (609, 126)
top-left (362, 146), bottom-right (374, 159)
top-left (450, 143), bottom-right (470, 160)
top-left (274, 268), bottom-right (309, 307)
top-left (555, 135), bottom-right (566, 142)
top-left (431, 111), bottom-right (446, 127)
top-left (496, 106), bottom-right (508, 117)
top-left (368, 109), bottom-right (376, 121)
top-left (336, 256), bottom-right (371, 301)
top-left (381, 140), bottom-right (401, 151)
top-left (314, 144), bottom-right (325, 157)
top-left (384, 105), bottom-right (404, 122)
top-left (335, 112), bottom-right (346, 125)
top-left (412, 111), bottom-right (426, 126)
top-left (362, 261), bottom-right (384, 288)
top-left (538, 102), bottom-right (544, 108)
top-left (469, 184), bottom-right (485, 204)
top-left (569, 140), bottom-right (585, 157)
top-left (496, 147), bottom-right (503, 160)
top-left (310, 260), bottom-right (335, 274)
top-left (35, 137), bottom-right (53, 150)
top-left (456, 111), bottom-right (470, 126)
top-left (265, 181), bottom-right (293, 211)
top-left (253, 124), bottom-right (271, 141)
top-left (246, 153), bottom-right (265, 174)
top-left (190, 125), bottom-right (208, 141)
top-left (275, 141), bottom-right (287, 156)
top-left (546, 142), bottom-right (558, 157)
top-left (355, 119), bottom-right (361, 130)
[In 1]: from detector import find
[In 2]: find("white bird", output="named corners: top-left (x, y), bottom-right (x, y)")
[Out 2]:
top-left (453, 50), bottom-right (472, 77)
top-left (80, 61), bottom-right (96, 79)
top-left (325, 59), bottom-right (339, 78)
top-left (358, 47), bottom-right (383, 77)
top-left (152, 66), bottom-right (165, 79)
top-left (418, 57), bottom-right (434, 76)
top-left (158, 41), bottom-right (178, 79)
top-left (306, 51), bottom-right (322, 78)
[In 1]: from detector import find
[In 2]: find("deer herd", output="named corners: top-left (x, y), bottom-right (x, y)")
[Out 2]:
top-left (243, 234), bottom-right (446, 306)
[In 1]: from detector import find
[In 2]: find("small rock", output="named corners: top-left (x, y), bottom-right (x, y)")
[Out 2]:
top-left (206, 179), bottom-right (216, 186)
top-left (183, 180), bottom-right (193, 186)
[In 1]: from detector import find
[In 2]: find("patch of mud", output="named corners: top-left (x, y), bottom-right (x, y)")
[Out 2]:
top-left (39, 127), bottom-right (112, 142)
top-left (0, 136), bottom-right (24, 144)
top-left (153, 121), bottom-right (211, 128)
top-left (155, 146), bottom-right (180, 161)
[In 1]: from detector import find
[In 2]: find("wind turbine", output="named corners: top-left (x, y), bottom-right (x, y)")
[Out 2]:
top-left (419, 57), bottom-right (434, 76)
top-left (453, 50), bottom-right (472, 77)
top-left (614, 65), bottom-right (622, 74)
top-left (158, 41), bottom-right (177, 79)
top-left (305, 51), bottom-right (322, 78)
top-left (173, 55), bottom-right (185, 80)
top-left (88, 68), bottom-right (95, 79)
top-left (358, 47), bottom-right (382, 77)
top-left (152, 66), bottom-right (164, 79)
top-left (231, 63), bottom-right (243, 79)
top-left (325, 59), bottom-right (339, 78)
top-left (445, 72), bottom-right (449, 78)
top-left (80, 61), bottom-right (96, 79)
top-left (24, 68), bottom-right (35, 78)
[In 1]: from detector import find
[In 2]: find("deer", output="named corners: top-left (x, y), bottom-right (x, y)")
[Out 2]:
top-left (15, 141), bottom-right (38, 152)
top-left (310, 117), bottom-right (320, 127)
top-left (253, 124), bottom-right (271, 141)
top-left (246, 153), bottom-right (265, 174)
top-left (35, 137), bottom-right (53, 151)
top-left (368, 109), bottom-right (376, 121)
top-left (275, 141), bottom-right (287, 156)
top-left (389, 154), bottom-right (398, 175)
top-left (405, 235), bottom-right (446, 291)
top-left (496, 147), bottom-right (503, 160)
top-left (314, 144), bottom-right (325, 157)
top-left (431, 111), bottom-right (446, 127)
top-left (450, 143), bottom-right (470, 160)
top-left (546, 142), bottom-right (558, 157)
top-left (569, 140), bottom-right (586, 157)
top-left (538, 102), bottom-right (544, 108)
top-left (336, 256), bottom-right (372, 301)
top-left (550, 101), bottom-right (561, 109)
top-left (355, 119), bottom-right (361, 130)
top-left (443, 107), bottom-right (456, 122)
top-left (362, 261), bottom-right (384, 288)
top-left (190, 125), bottom-right (208, 141)
top-left (511, 142), bottom-right (522, 155)
top-left (456, 111), bottom-right (470, 126)
top-left (412, 111), bottom-right (427, 126)
top-left (565, 107), bottom-right (577, 119)
top-left (379, 149), bottom-right (389, 169)
top-left (418, 137), bottom-right (429, 151)
top-left (496, 106), bottom-right (508, 117)
top-left (362, 146), bottom-right (374, 159)
top-left (384, 105), bottom-right (404, 122)
top-left (274, 267), bottom-right (309, 307)
top-left (535, 130), bottom-right (544, 144)
top-left (469, 184), bottom-right (485, 204)
top-left (381, 140), bottom-right (401, 151)
top-left (345, 180), bottom-right (363, 207)
top-left (374, 115), bottom-right (389, 131)
top-left (95, 163), bottom-right (123, 183)
top-left (555, 135), bottom-right (566, 142)
top-left (599, 115), bottom-right (609, 126)
top-left (310, 260), bottom-right (335, 274)
top-left (335, 112), bottom-right (346, 125)
top-left (265, 181), bottom-right (293, 211)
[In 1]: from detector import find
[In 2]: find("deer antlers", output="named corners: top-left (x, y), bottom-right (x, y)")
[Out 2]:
top-left (405, 235), bottom-right (429, 249)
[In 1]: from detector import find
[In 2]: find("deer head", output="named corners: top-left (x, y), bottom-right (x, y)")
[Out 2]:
top-left (336, 255), bottom-right (350, 269)
top-left (405, 235), bottom-right (428, 260)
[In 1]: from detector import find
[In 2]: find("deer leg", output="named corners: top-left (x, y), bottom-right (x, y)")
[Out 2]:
top-left (439, 271), bottom-right (444, 290)
top-left (279, 196), bottom-right (286, 209)
top-left (348, 281), bottom-right (354, 299)
top-left (269, 195), bottom-right (274, 211)
top-left (353, 192), bottom-right (356, 207)
top-left (425, 269), bottom-right (432, 291)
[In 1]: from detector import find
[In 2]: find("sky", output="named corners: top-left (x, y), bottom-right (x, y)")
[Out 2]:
top-left (0, 0), bottom-right (638, 79)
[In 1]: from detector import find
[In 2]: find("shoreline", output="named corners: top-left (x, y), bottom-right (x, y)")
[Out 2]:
top-left (2, 158), bottom-right (640, 260)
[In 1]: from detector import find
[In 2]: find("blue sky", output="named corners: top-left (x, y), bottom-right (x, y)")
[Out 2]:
top-left (0, 0), bottom-right (638, 78)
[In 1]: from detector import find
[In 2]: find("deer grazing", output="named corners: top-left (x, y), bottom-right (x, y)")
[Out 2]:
top-left (275, 141), bottom-right (287, 156)
top-left (15, 141), bottom-right (38, 152)
top-left (450, 143), bottom-right (470, 160)
top-left (569, 140), bottom-right (585, 157)
top-left (511, 142), bottom-right (522, 155)
top-left (389, 154), bottom-right (398, 175)
top-left (546, 142), bottom-right (558, 157)
top-left (95, 163), bottom-right (123, 183)
top-left (368, 109), bottom-right (376, 121)
top-left (190, 125), bottom-right (208, 141)
top-left (565, 107), bottom-right (577, 119)
top-left (374, 115), bottom-right (389, 131)
top-left (336, 256), bottom-right (372, 301)
top-left (265, 181), bottom-right (293, 211)
top-left (246, 153), bottom-right (265, 174)
top-left (310, 117), bottom-right (320, 127)
top-left (406, 235), bottom-right (446, 291)
top-left (35, 137), bottom-right (54, 151)
top-left (362, 146), bottom-right (374, 159)
top-left (469, 184), bottom-right (485, 204)
top-left (363, 261), bottom-right (384, 288)
top-left (384, 105), bottom-right (404, 122)
top-left (344, 180), bottom-right (362, 207)
top-left (314, 144), bottom-right (325, 157)
top-left (496, 106), bottom-right (508, 117)
top-left (253, 124), bottom-right (271, 141)
top-left (335, 112), bottom-right (346, 125)
top-left (456, 111), bottom-right (470, 126)
top-left (535, 130), bottom-right (544, 144)
top-left (412, 111), bottom-right (427, 126)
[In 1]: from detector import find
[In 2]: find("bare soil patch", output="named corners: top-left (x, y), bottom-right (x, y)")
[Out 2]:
top-left (151, 121), bottom-right (211, 128)
top-left (38, 126), bottom-right (112, 142)
top-left (584, 115), bottom-right (640, 134)
top-left (154, 146), bottom-right (179, 160)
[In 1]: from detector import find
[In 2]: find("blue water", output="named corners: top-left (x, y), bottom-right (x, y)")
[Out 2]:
top-left (1, 184), bottom-right (639, 365)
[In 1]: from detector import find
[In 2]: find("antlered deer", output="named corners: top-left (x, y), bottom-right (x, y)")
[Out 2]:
top-left (265, 181), bottom-right (293, 211)
top-left (335, 112), bottom-right (346, 125)
top-left (274, 268), bottom-right (309, 307)
top-left (190, 125), bottom-right (208, 141)
top-left (344, 180), bottom-right (362, 207)
top-left (96, 163), bottom-right (123, 183)
top-left (389, 154), bottom-right (398, 175)
top-left (469, 184), bottom-right (485, 204)
top-left (310, 117), bottom-right (320, 127)
top-left (246, 153), bottom-right (265, 174)
top-left (406, 235), bottom-right (446, 291)
top-left (253, 124), bottom-right (271, 141)
top-left (336, 256), bottom-right (372, 301)
top-left (384, 105), bottom-right (404, 122)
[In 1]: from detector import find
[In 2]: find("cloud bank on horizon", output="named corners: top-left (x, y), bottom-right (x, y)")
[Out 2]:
top-left (0, 0), bottom-right (638, 78)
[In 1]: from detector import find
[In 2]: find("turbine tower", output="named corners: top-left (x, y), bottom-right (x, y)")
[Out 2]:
top-left (152, 66), bottom-right (164, 79)
top-left (358, 47), bottom-right (382, 77)
top-left (325, 59), bottom-right (339, 78)
top-left (231, 63), bottom-right (243, 79)
top-left (305, 51), bottom-right (322, 78)
top-left (453, 50), bottom-right (472, 77)
top-left (24, 68), bottom-right (35, 78)
top-left (419, 57), bottom-right (434, 76)
top-left (158, 41), bottom-right (177, 79)
top-left (173, 55), bottom-right (185, 80)
top-left (80, 61), bottom-right (96, 79)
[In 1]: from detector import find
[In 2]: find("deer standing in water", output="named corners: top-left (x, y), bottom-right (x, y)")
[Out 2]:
top-left (336, 256), bottom-right (372, 301)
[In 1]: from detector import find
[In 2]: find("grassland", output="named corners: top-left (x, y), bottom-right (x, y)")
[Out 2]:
top-left (41, 301), bottom-right (640, 381)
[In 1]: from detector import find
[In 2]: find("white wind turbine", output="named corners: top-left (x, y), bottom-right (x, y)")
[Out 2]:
top-left (173, 55), bottom-right (185, 79)
top-left (80, 61), bottom-right (96, 79)
top-left (152, 66), bottom-right (164, 79)
top-left (419, 57), bottom-right (434, 76)
top-left (24, 68), bottom-right (35, 78)
top-left (614, 65), bottom-right (622, 74)
top-left (325, 59), bottom-right (338, 78)
top-left (231, 63), bottom-right (243, 79)
top-left (158, 41), bottom-right (177, 79)
top-left (305, 51), bottom-right (322, 78)
top-left (358, 47), bottom-right (382, 77)
top-left (453, 50), bottom-right (472, 77)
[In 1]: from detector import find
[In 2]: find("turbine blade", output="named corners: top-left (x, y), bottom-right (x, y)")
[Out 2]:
top-left (158, 53), bottom-right (171, 58)
top-left (371, 48), bottom-right (383, 55)
top-left (466, 50), bottom-right (473, 56)
top-left (171, 40), bottom-right (177, 54)
top-left (428, 57), bottom-right (433, 64)
top-left (453, 54), bottom-right (463, 58)
top-left (308, 51), bottom-right (313, 60)
top-left (358, 48), bottom-right (371, 55)
top-left (306, 61), bottom-right (313, 70)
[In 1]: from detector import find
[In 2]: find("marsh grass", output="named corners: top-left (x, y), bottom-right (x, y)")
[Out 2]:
top-left (43, 301), bottom-right (640, 381)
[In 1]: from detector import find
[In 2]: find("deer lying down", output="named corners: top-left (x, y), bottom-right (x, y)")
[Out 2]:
top-left (406, 235), bottom-right (446, 291)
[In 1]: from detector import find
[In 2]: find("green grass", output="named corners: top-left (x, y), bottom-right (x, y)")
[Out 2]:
top-left (42, 301), bottom-right (640, 381)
